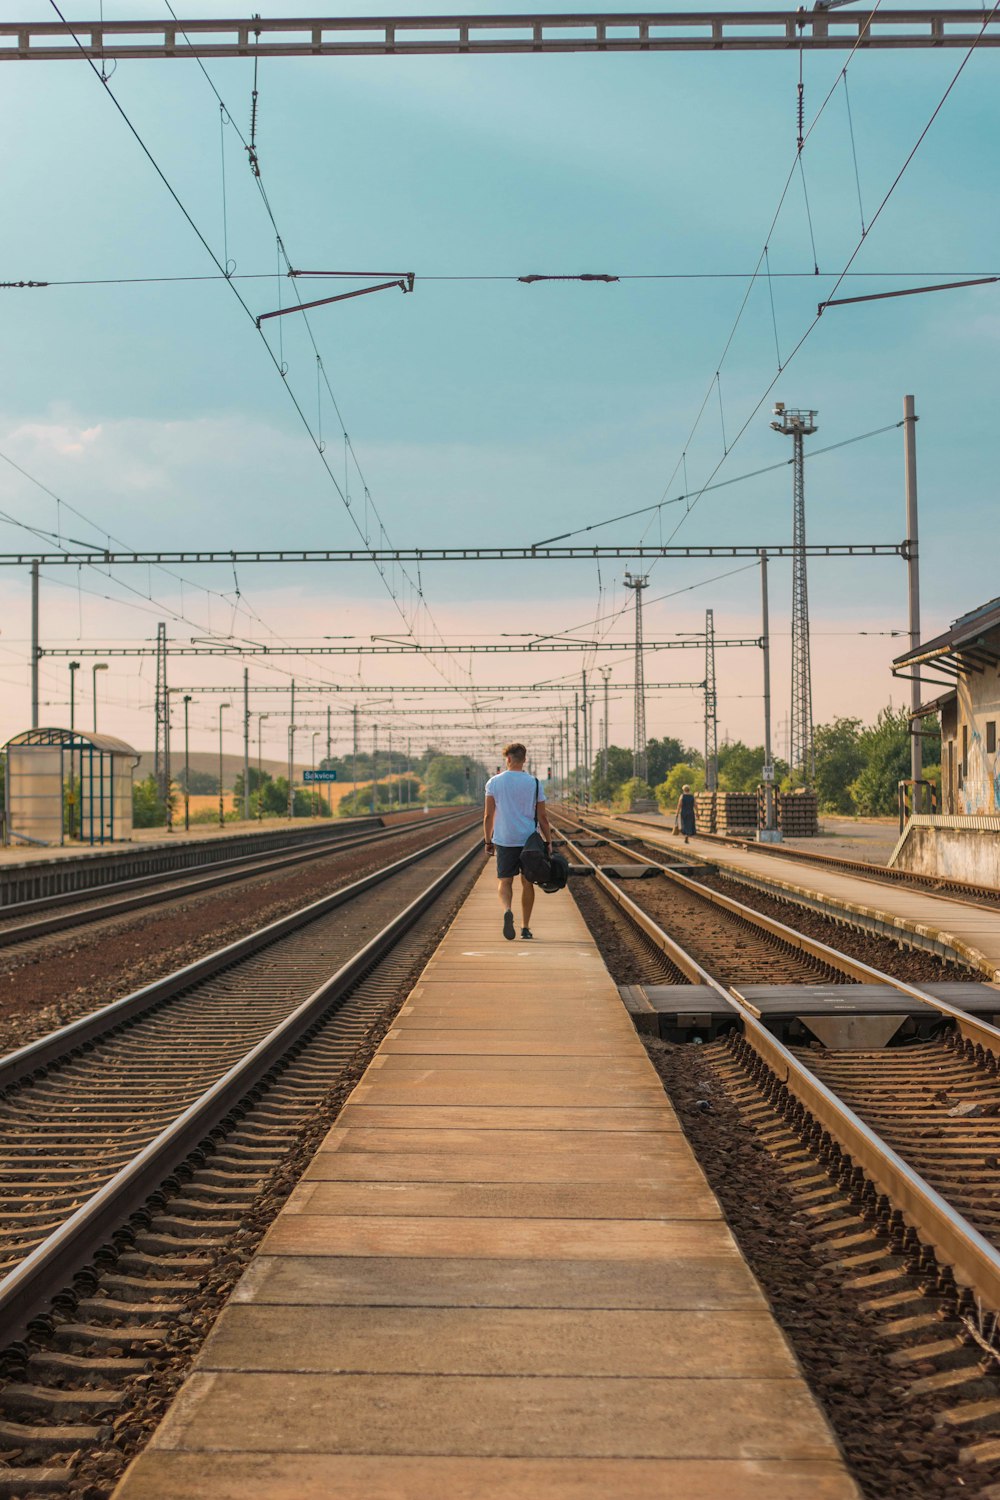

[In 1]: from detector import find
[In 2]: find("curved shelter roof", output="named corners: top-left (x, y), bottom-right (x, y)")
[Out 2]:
top-left (3, 727), bottom-right (139, 757)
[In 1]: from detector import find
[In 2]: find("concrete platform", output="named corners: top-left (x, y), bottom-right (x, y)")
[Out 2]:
top-left (114, 867), bottom-right (860, 1500)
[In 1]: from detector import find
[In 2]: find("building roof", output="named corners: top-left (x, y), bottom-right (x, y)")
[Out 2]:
top-left (892, 595), bottom-right (1000, 681)
top-left (2, 727), bottom-right (139, 756)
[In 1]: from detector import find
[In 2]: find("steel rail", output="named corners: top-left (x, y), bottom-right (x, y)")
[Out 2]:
top-left (620, 810), bottom-right (1000, 911)
top-left (0, 816), bottom-right (478, 1095)
top-left (3, 11), bottom-right (997, 61)
top-left (561, 811), bottom-right (1000, 1052)
top-left (0, 811), bottom-right (462, 947)
top-left (0, 831), bottom-right (483, 1348)
top-left (559, 824), bottom-right (1000, 1312)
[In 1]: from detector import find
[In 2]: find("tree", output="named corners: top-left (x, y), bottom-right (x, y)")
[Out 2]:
top-left (655, 762), bottom-right (704, 809)
top-left (133, 773), bottom-right (167, 828)
top-left (645, 736), bottom-right (694, 788)
top-left (590, 744), bottom-right (634, 802)
top-left (178, 767), bottom-right (218, 794)
top-left (812, 718), bottom-right (864, 813)
top-left (714, 741), bottom-right (789, 794)
top-left (848, 707), bottom-right (939, 816)
top-left (612, 776), bottom-right (653, 812)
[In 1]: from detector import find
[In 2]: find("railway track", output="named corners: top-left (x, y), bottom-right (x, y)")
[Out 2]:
top-left (0, 811), bottom-right (462, 952)
top-left (558, 816), bottom-right (1000, 1473)
top-left (613, 807), bottom-right (1000, 911)
top-left (0, 818), bottom-right (483, 1495)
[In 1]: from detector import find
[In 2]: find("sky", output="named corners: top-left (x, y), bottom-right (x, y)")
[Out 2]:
top-left (1, 1), bottom-right (997, 772)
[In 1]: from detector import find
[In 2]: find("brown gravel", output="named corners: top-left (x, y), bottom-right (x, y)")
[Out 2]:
top-left (644, 1038), bottom-right (984, 1500)
top-left (685, 866), bottom-right (984, 985)
top-left (570, 877), bottom-right (688, 984)
top-left (0, 815), bottom-right (475, 1056)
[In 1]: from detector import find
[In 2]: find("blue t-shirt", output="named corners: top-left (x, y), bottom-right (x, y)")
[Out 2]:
top-left (486, 769), bottom-right (545, 847)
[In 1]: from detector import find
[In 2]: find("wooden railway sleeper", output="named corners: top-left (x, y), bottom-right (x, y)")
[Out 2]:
top-left (0, 1381), bottom-right (126, 1417)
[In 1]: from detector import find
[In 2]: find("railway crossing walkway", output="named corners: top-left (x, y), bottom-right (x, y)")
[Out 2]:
top-left (114, 866), bottom-right (858, 1500)
top-left (613, 816), bottom-right (1000, 983)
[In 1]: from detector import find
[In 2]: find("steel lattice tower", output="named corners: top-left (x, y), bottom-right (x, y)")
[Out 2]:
top-left (154, 621), bottom-right (170, 800)
top-left (704, 608), bottom-right (718, 790)
top-left (770, 405), bottom-right (817, 782)
top-left (624, 572), bottom-right (649, 782)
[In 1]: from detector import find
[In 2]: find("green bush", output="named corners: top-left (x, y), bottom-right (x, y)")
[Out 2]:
top-left (655, 764), bottom-right (704, 808)
top-left (612, 776), bottom-right (653, 812)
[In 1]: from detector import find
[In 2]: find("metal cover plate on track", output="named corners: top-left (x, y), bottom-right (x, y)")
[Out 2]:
top-left (733, 984), bottom-right (938, 1017)
top-left (603, 864), bottom-right (662, 879)
top-left (735, 983), bottom-right (1000, 1021)
top-left (619, 984), bottom-right (737, 1040)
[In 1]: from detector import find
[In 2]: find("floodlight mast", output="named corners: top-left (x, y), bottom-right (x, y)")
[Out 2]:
top-left (771, 403), bottom-right (818, 784)
top-left (624, 572), bottom-right (649, 783)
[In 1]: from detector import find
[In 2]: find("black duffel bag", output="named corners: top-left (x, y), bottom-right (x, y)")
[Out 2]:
top-left (520, 831), bottom-right (569, 894)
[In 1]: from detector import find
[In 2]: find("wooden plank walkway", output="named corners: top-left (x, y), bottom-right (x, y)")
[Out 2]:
top-left (614, 817), bottom-right (1000, 981)
top-left (114, 866), bottom-right (859, 1500)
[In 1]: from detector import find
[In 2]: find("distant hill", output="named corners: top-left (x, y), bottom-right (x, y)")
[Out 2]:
top-left (133, 750), bottom-right (311, 787)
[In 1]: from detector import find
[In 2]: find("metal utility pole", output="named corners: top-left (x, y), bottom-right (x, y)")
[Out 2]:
top-left (600, 667), bottom-right (611, 782)
top-left (326, 704), bottom-right (333, 815)
top-left (30, 560), bottom-right (39, 730)
top-left (288, 681), bottom-right (296, 819)
top-left (904, 394), bottom-right (922, 786)
top-left (581, 669), bottom-right (589, 804)
top-left (564, 705), bottom-right (570, 797)
top-left (704, 608), bottom-right (718, 792)
top-left (770, 404), bottom-right (817, 782)
top-left (183, 695), bottom-right (192, 831)
top-left (624, 572), bottom-right (649, 782)
top-left (218, 701), bottom-right (230, 828)
top-left (574, 692), bottom-right (581, 802)
top-left (154, 622), bottom-right (169, 800)
top-left (759, 554), bottom-right (778, 838)
top-left (243, 667), bottom-right (251, 821)
top-left (371, 724), bottom-right (378, 815)
top-left (352, 704), bottom-right (359, 802)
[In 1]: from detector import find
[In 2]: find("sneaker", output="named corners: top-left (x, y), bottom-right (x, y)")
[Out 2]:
top-left (521, 928), bottom-right (533, 940)
top-left (503, 910), bottom-right (516, 941)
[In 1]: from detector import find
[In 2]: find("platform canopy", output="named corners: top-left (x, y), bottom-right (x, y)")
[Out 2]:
top-left (2, 727), bottom-right (139, 847)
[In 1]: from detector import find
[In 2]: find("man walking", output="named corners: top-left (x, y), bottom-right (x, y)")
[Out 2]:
top-left (484, 742), bottom-right (553, 941)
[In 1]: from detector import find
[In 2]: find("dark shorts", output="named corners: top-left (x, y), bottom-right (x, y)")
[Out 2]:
top-left (495, 845), bottom-right (525, 880)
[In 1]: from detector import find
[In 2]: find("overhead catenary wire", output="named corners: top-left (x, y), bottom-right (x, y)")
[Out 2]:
top-left (43, 0), bottom-right (475, 706)
top-left (645, 0), bottom-right (999, 560)
top-left (532, 419), bottom-right (903, 547)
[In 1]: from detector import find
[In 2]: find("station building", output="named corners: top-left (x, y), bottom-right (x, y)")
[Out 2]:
top-left (892, 595), bottom-right (1000, 883)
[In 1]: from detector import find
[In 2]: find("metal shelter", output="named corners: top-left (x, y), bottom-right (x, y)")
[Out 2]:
top-left (3, 728), bottom-right (139, 847)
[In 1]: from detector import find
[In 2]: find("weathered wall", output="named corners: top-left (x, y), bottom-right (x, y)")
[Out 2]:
top-left (953, 651), bottom-right (1000, 816)
top-left (893, 820), bottom-right (1000, 886)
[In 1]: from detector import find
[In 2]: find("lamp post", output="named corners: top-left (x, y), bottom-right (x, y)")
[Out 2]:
top-left (218, 702), bottom-right (231, 828)
top-left (257, 713), bottom-right (269, 819)
top-left (92, 662), bottom-right (108, 733)
top-left (287, 723), bottom-right (298, 819)
top-left (68, 661), bottom-right (80, 732)
top-left (183, 695), bottom-right (192, 831)
top-left (66, 662), bottom-right (81, 839)
top-left (310, 730), bottom-right (319, 818)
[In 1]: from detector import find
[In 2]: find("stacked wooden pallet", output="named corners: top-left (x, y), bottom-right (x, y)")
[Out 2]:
top-left (716, 792), bottom-right (759, 834)
top-left (694, 792), bottom-right (758, 834)
top-left (694, 791), bottom-right (716, 833)
top-left (777, 791), bottom-right (819, 836)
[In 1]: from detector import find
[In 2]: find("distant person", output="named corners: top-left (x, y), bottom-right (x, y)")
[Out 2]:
top-left (674, 783), bottom-right (696, 844)
top-left (484, 742), bottom-right (552, 941)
